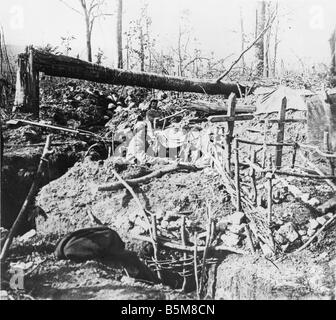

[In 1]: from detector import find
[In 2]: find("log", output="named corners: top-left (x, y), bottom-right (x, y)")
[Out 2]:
top-left (186, 100), bottom-right (255, 114)
top-left (98, 163), bottom-right (200, 192)
top-left (33, 49), bottom-right (249, 96)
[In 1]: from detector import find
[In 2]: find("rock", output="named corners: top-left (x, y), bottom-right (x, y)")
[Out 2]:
top-left (308, 219), bottom-right (320, 230)
top-left (155, 208), bottom-right (165, 220)
top-left (19, 229), bottom-right (37, 242)
top-left (130, 226), bottom-right (146, 236)
top-left (216, 220), bottom-right (228, 233)
top-left (260, 243), bottom-right (273, 257)
top-left (307, 198), bottom-right (320, 206)
top-left (229, 211), bottom-right (245, 225)
top-left (220, 233), bottom-right (240, 246)
top-left (228, 223), bottom-right (246, 235)
top-left (128, 212), bottom-right (138, 224)
top-left (316, 216), bottom-right (327, 226)
top-left (298, 229), bottom-right (307, 236)
top-left (301, 235), bottom-right (309, 242)
top-left (161, 220), bottom-right (169, 229)
top-left (274, 232), bottom-right (287, 245)
top-left (134, 216), bottom-right (149, 231)
top-left (307, 228), bottom-right (316, 237)
top-left (277, 222), bottom-right (299, 243)
top-left (326, 212), bottom-right (334, 219)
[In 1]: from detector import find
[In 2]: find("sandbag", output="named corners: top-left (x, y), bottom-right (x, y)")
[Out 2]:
top-left (55, 226), bottom-right (125, 262)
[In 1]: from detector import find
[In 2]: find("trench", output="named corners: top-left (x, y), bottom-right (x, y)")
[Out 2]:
top-left (1, 141), bottom-right (88, 235)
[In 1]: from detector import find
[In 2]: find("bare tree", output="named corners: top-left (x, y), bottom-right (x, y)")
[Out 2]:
top-left (255, 0), bottom-right (266, 76)
top-left (59, 0), bottom-right (111, 62)
top-left (330, 27), bottom-right (336, 75)
top-left (239, 6), bottom-right (246, 72)
top-left (116, 0), bottom-right (123, 68)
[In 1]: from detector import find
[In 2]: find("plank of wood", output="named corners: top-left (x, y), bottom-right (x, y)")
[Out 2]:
top-left (275, 97), bottom-right (287, 169)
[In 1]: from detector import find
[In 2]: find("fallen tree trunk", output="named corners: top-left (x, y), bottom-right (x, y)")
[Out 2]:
top-left (98, 163), bottom-right (200, 192)
top-left (33, 49), bottom-right (249, 96)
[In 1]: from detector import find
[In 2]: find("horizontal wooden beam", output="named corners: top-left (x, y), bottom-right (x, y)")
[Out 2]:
top-left (208, 114), bottom-right (254, 123)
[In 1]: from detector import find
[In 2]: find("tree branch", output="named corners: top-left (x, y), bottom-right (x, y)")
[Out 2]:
top-left (58, 0), bottom-right (83, 15)
top-left (216, 12), bottom-right (277, 83)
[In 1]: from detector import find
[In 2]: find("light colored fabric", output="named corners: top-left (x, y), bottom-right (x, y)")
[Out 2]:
top-left (255, 86), bottom-right (314, 114)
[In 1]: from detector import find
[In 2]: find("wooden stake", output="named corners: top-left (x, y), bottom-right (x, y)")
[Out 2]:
top-left (267, 155), bottom-right (273, 226)
top-left (152, 215), bottom-right (162, 281)
top-left (199, 203), bottom-right (212, 298)
top-left (244, 225), bottom-right (255, 253)
top-left (323, 131), bottom-right (335, 176)
top-left (262, 119), bottom-right (269, 169)
top-left (275, 97), bottom-right (287, 169)
top-left (234, 138), bottom-right (242, 211)
top-left (193, 232), bottom-right (200, 299)
top-left (181, 216), bottom-right (188, 291)
top-left (225, 93), bottom-right (237, 173)
top-left (0, 135), bottom-right (52, 261)
top-left (250, 149), bottom-right (257, 204)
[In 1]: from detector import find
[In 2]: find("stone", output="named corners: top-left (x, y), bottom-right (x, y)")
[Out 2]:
top-left (274, 232), bottom-right (287, 245)
top-left (316, 216), bottom-right (327, 226)
top-left (298, 229), bottom-right (307, 236)
top-left (134, 216), bottom-right (149, 230)
top-left (228, 223), bottom-right (246, 235)
top-left (216, 220), bottom-right (228, 233)
top-left (155, 208), bottom-right (165, 220)
top-left (301, 235), bottom-right (309, 242)
top-left (161, 220), bottom-right (169, 229)
top-left (278, 222), bottom-right (299, 243)
top-left (130, 226), bottom-right (146, 236)
top-left (307, 198), bottom-right (320, 206)
top-left (308, 219), bottom-right (320, 230)
top-left (307, 228), bottom-right (316, 237)
top-left (220, 233), bottom-right (240, 246)
top-left (19, 229), bottom-right (37, 242)
top-left (229, 211), bottom-right (245, 225)
top-left (326, 212), bottom-right (334, 219)
top-left (260, 243), bottom-right (273, 257)
top-left (128, 212), bottom-right (138, 223)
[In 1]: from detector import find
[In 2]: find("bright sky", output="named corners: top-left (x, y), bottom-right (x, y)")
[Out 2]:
top-left (0, 0), bottom-right (335, 70)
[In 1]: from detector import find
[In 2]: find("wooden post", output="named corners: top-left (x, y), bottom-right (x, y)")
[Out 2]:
top-left (181, 216), bottom-right (188, 291)
top-left (323, 131), bottom-right (335, 176)
top-left (193, 232), bottom-right (200, 299)
top-left (225, 93), bottom-right (237, 174)
top-left (0, 135), bottom-right (52, 261)
top-left (275, 97), bottom-right (287, 169)
top-left (262, 119), bottom-right (269, 169)
top-left (151, 215), bottom-right (162, 281)
top-left (291, 144), bottom-right (297, 169)
top-left (267, 155), bottom-right (273, 226)
top-left (234, 138), bottom-right (242, 211)
top-left (13, 46), bottom-right (39, 118)
top-left (250, 149), bottom-right (257, 204)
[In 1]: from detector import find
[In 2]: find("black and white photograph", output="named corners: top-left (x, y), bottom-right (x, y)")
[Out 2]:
top-left (0, 0), bottom-right (336, 304)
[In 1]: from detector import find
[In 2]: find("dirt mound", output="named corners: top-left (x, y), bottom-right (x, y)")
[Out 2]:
top-left (36, 158), bottom-right (233, 247)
